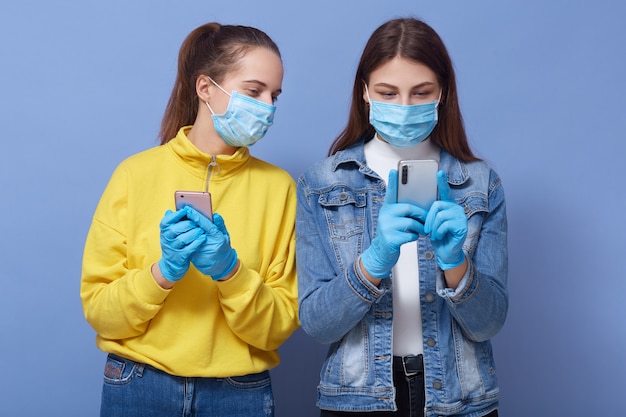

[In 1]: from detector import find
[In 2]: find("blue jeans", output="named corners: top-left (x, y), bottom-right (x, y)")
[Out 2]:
top-left (100, 354), bottom-right (274, 417)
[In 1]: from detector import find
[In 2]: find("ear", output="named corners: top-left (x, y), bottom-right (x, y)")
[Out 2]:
top-left (196, 75), bottom-right (213, 103)
top-left (362, 83), bottom-right (369, 105)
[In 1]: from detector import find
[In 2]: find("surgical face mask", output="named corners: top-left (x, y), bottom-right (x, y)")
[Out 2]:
top-left (205, 77), bottom-right (276, 147)
top-left (365, 84), bottom-right (441, 148)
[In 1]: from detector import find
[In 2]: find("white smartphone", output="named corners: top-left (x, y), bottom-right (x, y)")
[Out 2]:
top-left (174, 191), bottom-right (213, 220)
top-left (396, 159), bottom-right (439, 210)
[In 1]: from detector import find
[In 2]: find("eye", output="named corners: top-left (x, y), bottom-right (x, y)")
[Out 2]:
top-left (246, 88), bottom-right (260, 97)
top-left (377, 91), bottom-right (397, 99)
top-left (413, 86), bottom-right (441, 100)
top-left (271, 95), bottom-right (279, 104)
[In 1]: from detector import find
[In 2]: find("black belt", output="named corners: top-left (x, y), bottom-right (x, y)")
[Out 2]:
top-left (393, 354), bottom-right (424, 377)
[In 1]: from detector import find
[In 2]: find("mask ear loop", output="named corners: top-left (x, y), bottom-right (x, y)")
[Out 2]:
top-left (208, 77), bottom-right (231, 97)
top-left (205, 76), bottom-right (232, 115)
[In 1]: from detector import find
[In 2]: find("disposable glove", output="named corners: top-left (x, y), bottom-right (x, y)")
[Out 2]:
top-left (185, 207), bottom-right (239, 281)
top-left (360, 170), bottom-right (424, 279)
top-left (424, 171), bottom-right (467, 270)
top-left (158, 208), bottom-right (205, 282)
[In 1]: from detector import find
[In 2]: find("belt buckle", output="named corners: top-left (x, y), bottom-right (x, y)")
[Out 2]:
top-left (402, 356), bottom-right (419, 377)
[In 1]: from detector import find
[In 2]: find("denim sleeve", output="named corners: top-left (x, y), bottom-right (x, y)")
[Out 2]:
top-left (296, 178), bottom-right (386, 345)
top-left (436, 175), bottom-right (509, 342)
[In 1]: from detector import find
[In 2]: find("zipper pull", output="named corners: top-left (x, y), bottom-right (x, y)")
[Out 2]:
top-left (205, 155), bottom-right (220, 193)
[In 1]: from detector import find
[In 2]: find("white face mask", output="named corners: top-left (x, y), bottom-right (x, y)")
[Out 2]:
top-left (205, 77), bottom-right (276, 147)
top-left (365, 84), bottom-right (441, 148)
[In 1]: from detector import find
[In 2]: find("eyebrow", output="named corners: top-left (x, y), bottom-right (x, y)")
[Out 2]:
top-left (242, 79), bottom-right (282, 95)
top-left (373, 81), bottom-right (435, 89)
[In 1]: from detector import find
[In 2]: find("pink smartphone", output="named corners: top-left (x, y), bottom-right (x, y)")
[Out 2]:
top-left (174, 191), bottom-right (213, 220)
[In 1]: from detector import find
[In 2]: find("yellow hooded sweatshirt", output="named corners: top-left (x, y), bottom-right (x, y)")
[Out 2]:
top-left (80, 127), bottom-right (298, 377)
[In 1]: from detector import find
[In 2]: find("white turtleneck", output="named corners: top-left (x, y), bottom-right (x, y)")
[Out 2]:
top-left (363, 134), bottom-right (440, 356)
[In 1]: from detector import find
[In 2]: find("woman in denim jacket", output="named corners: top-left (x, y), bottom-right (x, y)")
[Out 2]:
top-left (296, 18), bottom-right (508, 417)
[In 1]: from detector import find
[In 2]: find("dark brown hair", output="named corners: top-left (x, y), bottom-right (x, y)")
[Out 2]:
top-left (329, 18), bottom-right (478, 162)
top-left (159, 23), bottom-right (281, 144)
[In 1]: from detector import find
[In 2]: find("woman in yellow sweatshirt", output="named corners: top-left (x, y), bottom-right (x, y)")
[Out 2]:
top-left (80, 22), bottom-right (298, 417)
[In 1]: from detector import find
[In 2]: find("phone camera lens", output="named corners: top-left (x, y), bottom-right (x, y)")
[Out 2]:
top-left (401, 166), bottom-right (408, 184)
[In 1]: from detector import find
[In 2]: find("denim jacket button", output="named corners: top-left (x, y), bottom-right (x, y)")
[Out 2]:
top-left (432, 380), bottom-right (443, 390)
top-left (424, 251), bottom-right (434, 260)
top-left (339, 192), bottom-right (348, 201)
top-left (424, 293), bottom-right (435, 303)
top-left (426, 338), bottom-right (436, 347)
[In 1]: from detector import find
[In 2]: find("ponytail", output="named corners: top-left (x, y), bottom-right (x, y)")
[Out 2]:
top-left (159, 22), bottom-right (281, 144)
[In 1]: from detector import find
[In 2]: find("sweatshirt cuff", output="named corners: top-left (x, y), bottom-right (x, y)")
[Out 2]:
top-left (214, 261), bottom-right (260, 297)
top-left (134, 267), bottom-right (171, 305)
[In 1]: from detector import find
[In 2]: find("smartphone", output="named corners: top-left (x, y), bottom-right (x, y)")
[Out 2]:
top-left (396, 159), bottom-right (439, 210)
top-left (174, 191), bottom-right (213, 220)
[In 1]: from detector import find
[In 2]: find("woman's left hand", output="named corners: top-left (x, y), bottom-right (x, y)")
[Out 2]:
top-left (184, 207), bottom-right (239, 281)
top-left (424, 171), bottom-right (467, 270)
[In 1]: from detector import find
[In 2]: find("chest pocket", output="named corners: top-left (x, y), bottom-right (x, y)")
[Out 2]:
top-left (456, 191), bottom-right (488, 256)
top-left (319, 187), bottom-right (366, 240)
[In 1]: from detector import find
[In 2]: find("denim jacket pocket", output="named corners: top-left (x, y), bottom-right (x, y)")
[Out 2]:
top-left (319, 186), bottom-right (366, 240)
top-left (319, 186), bottom-right (367, 271)
top-left (457, 191), bottom-right (489, 257)
top-left (103, 354), bottom-right (143, 385)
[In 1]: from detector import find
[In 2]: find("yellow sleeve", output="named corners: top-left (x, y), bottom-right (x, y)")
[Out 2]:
top-left (80, 165), bottom-right (169, 340)
top-left (215, 183), bottom-right (299, 351)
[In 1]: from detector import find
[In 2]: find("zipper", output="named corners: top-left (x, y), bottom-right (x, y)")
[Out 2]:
top-left (205, 155), bottom-right (220, 192)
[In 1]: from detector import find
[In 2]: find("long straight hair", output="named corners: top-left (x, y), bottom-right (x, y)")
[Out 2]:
top-left (159, 23), bottom-right (281, 144)
top-left (329, 18), bottom-right (478, 162)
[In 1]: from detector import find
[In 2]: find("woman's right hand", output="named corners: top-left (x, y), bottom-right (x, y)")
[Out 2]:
top-left (157, 207), bottom-right (205, 282)
top-left (359, 170), bottom-right (425, 279)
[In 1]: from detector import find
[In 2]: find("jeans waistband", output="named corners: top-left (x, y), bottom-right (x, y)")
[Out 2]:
top-left (393, 354), bottom-right (424, 377)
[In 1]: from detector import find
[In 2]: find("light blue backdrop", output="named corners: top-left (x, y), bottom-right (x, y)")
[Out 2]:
top-left (1, 1), bottom-right (624, 416)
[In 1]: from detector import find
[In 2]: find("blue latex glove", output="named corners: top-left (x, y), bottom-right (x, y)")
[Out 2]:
top-left (158, 208), bottom-right (205, 282)
top-left (185, 207), bottom-right (239, 281)
top-left (360, 170), bottom-right (424, 279)
top-left (424, 171), bottom-right (468, 270)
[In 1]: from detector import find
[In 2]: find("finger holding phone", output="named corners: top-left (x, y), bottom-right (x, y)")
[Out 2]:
top-left (423, 171), bottom-right (468, 288)
top-left (359, 169), bottom-right (424, 282)
top-left (155, 208), bottom-right (206, 286)
top-left (184, 206), bottom-right (239, 281)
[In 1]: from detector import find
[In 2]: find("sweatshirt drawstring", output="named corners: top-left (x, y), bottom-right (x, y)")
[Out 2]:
top-left (205, 155), bottom-right (220, 193)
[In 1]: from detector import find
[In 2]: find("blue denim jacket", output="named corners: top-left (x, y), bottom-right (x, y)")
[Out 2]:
top-left (296, 141), bottom-right (508, 416)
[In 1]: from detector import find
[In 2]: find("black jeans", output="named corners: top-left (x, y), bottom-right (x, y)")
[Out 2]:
top-left (320, 355), bottom-right (499, 417)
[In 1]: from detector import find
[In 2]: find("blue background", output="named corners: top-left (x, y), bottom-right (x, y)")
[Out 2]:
top-left (1, 1), bottom-right (624, 416)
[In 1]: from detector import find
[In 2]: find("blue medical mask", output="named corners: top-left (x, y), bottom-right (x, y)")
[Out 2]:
top-left (365, 84), bottom-right (441, 148)
top-left (205, 77), bottom-right (276, 147)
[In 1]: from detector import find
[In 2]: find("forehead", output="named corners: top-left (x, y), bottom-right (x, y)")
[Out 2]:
top-left (224, 47), bottom-right (284, 89)
top-left (369, 56), bottom-right (437, 85)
